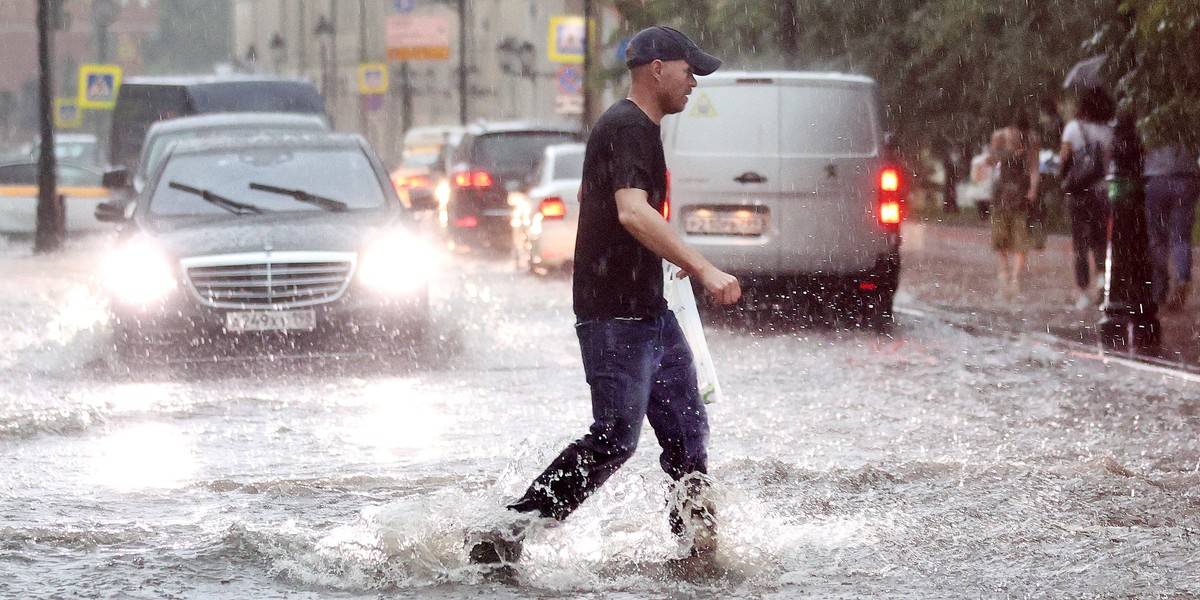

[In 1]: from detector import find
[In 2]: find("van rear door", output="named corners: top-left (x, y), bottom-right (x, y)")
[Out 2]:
top-left (664, 77), bottom-right (782, 274)
top-left (776, 79), bottom-right (884, 273)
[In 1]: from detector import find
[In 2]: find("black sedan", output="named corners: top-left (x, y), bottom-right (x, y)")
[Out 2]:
top-left (98, 133), bottom-right (435, 360)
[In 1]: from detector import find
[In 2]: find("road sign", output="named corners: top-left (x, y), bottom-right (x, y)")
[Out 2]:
top-left (358, 63), bottom-right (389, 94)
top-left (548, 16), bottom-right (586, 64)
top-left (555, 65), bottom-right (582, 95)
top-left (362, 94), bottom-right (384, 112)
top-left (386, 14), bottom-right (451, 61)
top-left (77, 64), bottom-right (122, 109)
top-left (54, 99), bottom-right (81, 128)
top-left (393, 0), bottom-right (415, 13)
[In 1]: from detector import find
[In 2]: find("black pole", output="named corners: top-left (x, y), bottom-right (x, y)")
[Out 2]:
top-left (35, 0), bottom-right (62, 253)
top-left (458, 0), bottom-right (468, 125)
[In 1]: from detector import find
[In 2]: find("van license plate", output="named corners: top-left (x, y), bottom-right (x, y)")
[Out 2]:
top-left (684, 208), bottom-right (765, 236)
top-left (225, 309), bottom-right (316, 332)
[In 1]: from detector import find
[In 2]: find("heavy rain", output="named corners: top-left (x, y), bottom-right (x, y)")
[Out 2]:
top-left (2, 1), bottom-right (1199, 598)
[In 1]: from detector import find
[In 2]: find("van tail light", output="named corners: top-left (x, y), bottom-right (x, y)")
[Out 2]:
top-left (453, 215), bottom-right (479, 228)
top-left (539, 197), bottom-right (566, 219)
top-left (661, 170), bottom-right (672, 220)
top-left (453, 170), bottom-right (494, 188)
top-left (878, 166), bottom-right (903, 227)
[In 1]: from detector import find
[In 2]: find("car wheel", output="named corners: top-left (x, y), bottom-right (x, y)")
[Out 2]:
top-left (856, 290), bottom-right (895, 333)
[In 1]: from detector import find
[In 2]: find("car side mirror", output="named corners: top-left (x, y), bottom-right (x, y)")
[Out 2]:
top-left (94, 200), bottom-right (129, 223)
top-left (101, 167), bottom-right (131, 189)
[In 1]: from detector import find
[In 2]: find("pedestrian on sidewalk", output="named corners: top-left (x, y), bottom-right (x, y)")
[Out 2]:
top-left (1143, 141), bottom-right (1200, 312)
top-left (467, 25), bottom-right (741, 569)
top-left (986, 111), bottom-right (1041, 296)
top-left (1059, 87), bottom-right (1115, 309)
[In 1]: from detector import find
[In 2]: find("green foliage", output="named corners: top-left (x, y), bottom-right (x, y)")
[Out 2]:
top-left (1093, 0), bottom-right (1200, 147)
top-left (606, 0), bottom-right (1112, 153)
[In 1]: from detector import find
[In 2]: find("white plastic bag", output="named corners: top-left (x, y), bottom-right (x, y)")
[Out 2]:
top-left (663, 260), bottom-right (724, 404)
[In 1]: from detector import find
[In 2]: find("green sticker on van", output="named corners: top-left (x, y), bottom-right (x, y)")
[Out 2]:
top-left (688, 92), bottom-right (717, 118)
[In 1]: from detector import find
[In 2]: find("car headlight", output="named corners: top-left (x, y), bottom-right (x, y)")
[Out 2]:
top-left (358, 231), bottom-right (436, 295)
top-left (103, 239), bottom-right (177, 305)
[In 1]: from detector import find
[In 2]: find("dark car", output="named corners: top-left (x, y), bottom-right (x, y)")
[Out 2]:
top-left (109, 75), bottom-right (328, 172)
top-left (98, 133), bottom-right (434, 360)
top-left (443, 121), bottom-right (581, 251)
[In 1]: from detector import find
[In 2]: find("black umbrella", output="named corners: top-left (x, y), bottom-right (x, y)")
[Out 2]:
top-left (1063, 55), bottom-right (1106, 89)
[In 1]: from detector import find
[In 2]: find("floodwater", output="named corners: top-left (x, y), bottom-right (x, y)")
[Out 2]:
top-left (1, 232), bottom-right (1198, 599)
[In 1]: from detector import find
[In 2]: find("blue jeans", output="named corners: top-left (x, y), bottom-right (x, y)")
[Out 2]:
top-left (1144, 174), bottom-right (1200, 304)
top-left (507, 312), bottom-right (709, 521)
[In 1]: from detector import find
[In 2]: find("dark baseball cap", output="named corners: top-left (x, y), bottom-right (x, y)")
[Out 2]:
top-left (624, 26), bottom-right (722, 76)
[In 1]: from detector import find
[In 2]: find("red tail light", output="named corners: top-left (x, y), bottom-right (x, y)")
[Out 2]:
top-left (453, 170), bottom-right (494, 188)
top-left (878, 167), bottom-right (903, 226)
top-left (539, 197), bottom-right (566, 219)
top-left (453, 215), bottom-right (479, 228)
top-left (880, 168), bottom-right (900, 192)
top-left (879, 201), bottom-right (902, 225)
top-left (662, 170), bottom-right (672, 220)
top-left (394, 174), bottom-right (432, 189)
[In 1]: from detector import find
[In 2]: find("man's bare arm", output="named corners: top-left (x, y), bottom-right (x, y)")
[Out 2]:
top-left (614, 187), bottom-right (741, 305)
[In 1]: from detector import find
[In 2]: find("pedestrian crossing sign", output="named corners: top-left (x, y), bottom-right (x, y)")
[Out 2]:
top-left (548, 16), bottom-right (587, 64)
top-left (78, 64), bottom-right (122, 109)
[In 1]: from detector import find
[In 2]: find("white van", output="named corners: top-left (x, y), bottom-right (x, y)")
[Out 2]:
top-left (662, 71), bottom-right (902, 328)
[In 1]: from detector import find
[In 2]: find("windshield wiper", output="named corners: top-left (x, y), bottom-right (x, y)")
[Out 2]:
top-left (248, 182), bottom-right (349, 212)
top-left (168, 181), bottom-right (266, 215)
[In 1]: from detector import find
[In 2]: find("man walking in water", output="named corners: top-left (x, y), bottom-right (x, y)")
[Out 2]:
top-left (469, 25), bottom-right (741, 568)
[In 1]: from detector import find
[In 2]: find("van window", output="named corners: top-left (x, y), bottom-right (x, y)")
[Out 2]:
top-left (187, 81), bottom-right (326, 113)
top-left (671, 86), bottom-right (778, 157)
top-left (779, 85), bottom-right (877, 156)
top-left (110, 85), bottom-right (190, 169)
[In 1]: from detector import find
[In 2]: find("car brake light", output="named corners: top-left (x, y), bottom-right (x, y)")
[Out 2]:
top-left (879, 201), bottom-right (902, 225)
top-left (539, 197), bottom-right (566, 219)
top-left (394, 174), bottom-right (431, 189)
top-left (453, 215), bottom-right (479, 228)
top-left (878, 166), bottom-right (903, 226)
top-left (880, 168), bottom-right (900, 192)
top-left (454, 170), bottom-right (494, 188)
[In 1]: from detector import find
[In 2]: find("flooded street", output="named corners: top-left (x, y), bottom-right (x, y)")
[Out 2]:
top-left (2, 232), bottom-right (1198, 599)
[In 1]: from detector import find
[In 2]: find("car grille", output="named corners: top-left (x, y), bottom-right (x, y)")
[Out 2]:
top-left (181, 251), bottom-right (356, 309)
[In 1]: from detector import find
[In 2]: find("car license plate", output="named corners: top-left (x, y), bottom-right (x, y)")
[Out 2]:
top-left (225, 309), bottom-right (316, 332)
top-left (684, 207), bottom-right (766, 236)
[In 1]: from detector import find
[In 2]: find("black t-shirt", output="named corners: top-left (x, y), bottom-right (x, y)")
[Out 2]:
top-left (573, 99), bottom-right (668, 319)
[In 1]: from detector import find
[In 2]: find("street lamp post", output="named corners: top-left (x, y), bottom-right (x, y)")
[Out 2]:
top-left (314, 15), bottom-right (334, 98)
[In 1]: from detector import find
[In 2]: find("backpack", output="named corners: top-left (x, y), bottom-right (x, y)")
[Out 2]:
top-left (1060, 123), bottom-right (1105, 195)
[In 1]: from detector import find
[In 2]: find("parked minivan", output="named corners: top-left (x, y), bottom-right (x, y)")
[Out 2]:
top-left (662, 71), bottom-right (903, 328)
top-left (109, 75), bottom-right (328, 171)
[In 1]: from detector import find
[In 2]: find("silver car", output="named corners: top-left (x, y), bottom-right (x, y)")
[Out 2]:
top-left (509, 142), bottom-right (585, 274)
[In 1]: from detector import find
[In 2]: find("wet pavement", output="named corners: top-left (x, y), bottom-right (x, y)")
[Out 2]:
top-left (1, 228), bottom-right (1198, 599)
top-left (900, 220), bottom-right (1200, 368)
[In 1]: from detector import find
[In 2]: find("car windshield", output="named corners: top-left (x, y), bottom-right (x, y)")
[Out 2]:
top-left (472, 132), bottom-right (578, 176)
top-left (147, 146), bottom-right (386, 217)
top-left (140, 124), bottom-right (324, 179)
